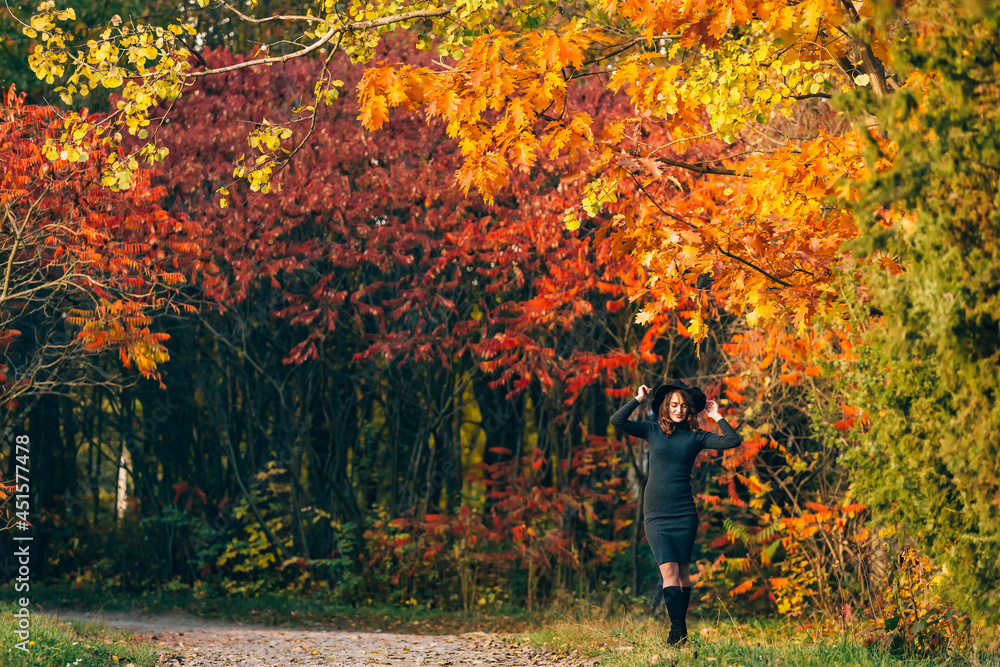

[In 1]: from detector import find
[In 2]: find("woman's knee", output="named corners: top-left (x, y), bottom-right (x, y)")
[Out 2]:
top-left (659, 562), bottom-right (680, 584)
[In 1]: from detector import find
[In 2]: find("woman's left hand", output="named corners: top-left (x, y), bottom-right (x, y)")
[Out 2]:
top-left (705, 400), bottom-right (723, 422)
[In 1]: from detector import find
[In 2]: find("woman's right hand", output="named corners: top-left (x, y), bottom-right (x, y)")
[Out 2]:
top-left (635, 384), bottom-right (652, 402)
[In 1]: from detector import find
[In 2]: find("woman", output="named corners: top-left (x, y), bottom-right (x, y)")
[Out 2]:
top-left (611, 379), bottom-right (742, 646)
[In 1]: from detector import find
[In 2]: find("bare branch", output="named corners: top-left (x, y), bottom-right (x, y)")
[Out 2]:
top-left (183, 6), bottom-right (454, 78)
top-left (215, 0), bottom-right (338, 26)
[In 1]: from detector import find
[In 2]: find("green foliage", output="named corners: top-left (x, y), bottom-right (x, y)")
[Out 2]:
top-left (1, 0), bottom-right (147, 107)
top-left (302, 521), bottom-right (368, 603)
top-left (0, 602), bottom-right (158, 666)
top-left (840, 0), bottom-right (1000, 627)
top-left (41, 501), bottom-right (161, 592)
top-left (520, 614), bottom-right (999, 667)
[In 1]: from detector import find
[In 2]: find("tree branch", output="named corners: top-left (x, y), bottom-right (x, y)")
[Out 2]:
top-left (215, 0), bottom-right (338, 26)
top-left (579, 34), bottom-right (681, 69)
top-left (833, 0), bottom-right (889, 99)
top-left (658, 157), bottom-right (738, 176)
top-left (2, 204), bottom-right (23, 302)
top-left (625, 171), bottom-right (696, 229)
top-left (183, 6), bottom-right (453, 78)
top-left (624, 171), bottom-right (792, 289)
top-left (715, 244), bottom-right (793, 287)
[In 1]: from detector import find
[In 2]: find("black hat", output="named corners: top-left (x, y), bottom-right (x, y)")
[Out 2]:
top-left (650, 379), bottom-right (707, 416)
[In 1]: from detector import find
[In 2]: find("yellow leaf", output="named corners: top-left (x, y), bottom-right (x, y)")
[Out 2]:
top-left (634, 307), bottom-right (657, 325)
top-left (102, 70), bottom-right (123, 88)
top-left (688, 308), bottom-right (704, 348)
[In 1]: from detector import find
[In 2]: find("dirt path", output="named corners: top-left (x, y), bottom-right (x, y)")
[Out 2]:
top-left (49, 610), bottom-right (595, 667)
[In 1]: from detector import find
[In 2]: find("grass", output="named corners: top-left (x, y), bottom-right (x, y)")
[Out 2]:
top-left (0, 602), bottom-right (159, 667)
top-left (511, 612), bottom-right (1000, 667)
top-left (11, 583), bottom-right (1000, 667)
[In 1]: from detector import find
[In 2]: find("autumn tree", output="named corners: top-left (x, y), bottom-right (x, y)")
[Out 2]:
top-left (838, 0), bottom-right (1000, 626)
top-left (20, 0), bottom-right (1000, 631)
top-left (0, 83), bottom-right (202, 408)
top-left (1, 0), bottom-right (316, 107)
top-left (74, 39), bottom-right (745, 604)
top-left (23, 0), bottom-right (903, 343)
top-left (1, 0), bottom-right (149, 107)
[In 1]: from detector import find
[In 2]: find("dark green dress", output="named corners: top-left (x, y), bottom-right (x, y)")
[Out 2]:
top-left (611, 397), bottom-right (742, 564)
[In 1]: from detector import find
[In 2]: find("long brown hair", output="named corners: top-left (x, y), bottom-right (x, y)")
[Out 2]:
top-left (657, 390), bottom-right (700, 435)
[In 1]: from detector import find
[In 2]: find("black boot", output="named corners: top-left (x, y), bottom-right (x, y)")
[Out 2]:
top-left (680, 586), bottom-right (691, 641)
top-left (663, 586), bottom-right (687, 646)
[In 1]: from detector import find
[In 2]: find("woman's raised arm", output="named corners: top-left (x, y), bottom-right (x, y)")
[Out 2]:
top-left (700, 400), bottom-right (742, 451)
top-left (611, 385), bottom-right (652, 439)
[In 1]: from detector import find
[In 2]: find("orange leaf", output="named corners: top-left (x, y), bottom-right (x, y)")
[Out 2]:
top-left (834, 418), bottom-right (855, 432)
top-left (728, 578), bottom-right (756, 596)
